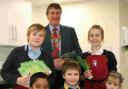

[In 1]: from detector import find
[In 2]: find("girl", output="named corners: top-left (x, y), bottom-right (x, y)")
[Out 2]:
top-left (81, 25), bottom-right (117, 89)
top-left (105, 71), bottom-right (124, 89)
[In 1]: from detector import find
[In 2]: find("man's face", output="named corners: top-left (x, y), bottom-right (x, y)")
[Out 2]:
top-left (47, 8), bottom-right (61, 27)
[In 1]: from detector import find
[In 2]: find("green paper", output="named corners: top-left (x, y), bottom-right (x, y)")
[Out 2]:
top-left (18, 60), bottom-right (52, 76)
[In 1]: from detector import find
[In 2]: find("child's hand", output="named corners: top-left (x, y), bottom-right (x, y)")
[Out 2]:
top-left (16, 75), bottom-right (30, 88)
top-left (84, 70), bottom-right (93, 79)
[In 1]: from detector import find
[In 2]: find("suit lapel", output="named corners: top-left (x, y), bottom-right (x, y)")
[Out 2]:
top-left (44, 25), bottom-right (52, 52)
top-left (60, 25), bottom-right (66, 55)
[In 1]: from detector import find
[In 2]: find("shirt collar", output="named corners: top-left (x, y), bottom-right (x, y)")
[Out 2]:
top-left (49, 24), bottom-right (60, 32)
top-left (64, 82), bottom-right (80, 89)
top-left (88, 46), bottom-right (104, 55)
top-left (28, 45), bottom-right (41, 52)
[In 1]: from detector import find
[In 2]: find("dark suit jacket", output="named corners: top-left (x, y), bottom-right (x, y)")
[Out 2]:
top-left (42, 24), bottom-right (82, 57)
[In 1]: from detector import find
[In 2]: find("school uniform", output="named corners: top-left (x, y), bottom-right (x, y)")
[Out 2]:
top-left (1, 45), bottom-right (55, 89)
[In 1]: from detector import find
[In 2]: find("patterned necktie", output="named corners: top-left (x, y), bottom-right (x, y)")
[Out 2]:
top-left (51, 28), bottom-right (60, 59)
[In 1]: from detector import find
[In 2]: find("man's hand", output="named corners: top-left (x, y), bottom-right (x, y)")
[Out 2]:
top-left (54, 58), bottom-right (65, 70)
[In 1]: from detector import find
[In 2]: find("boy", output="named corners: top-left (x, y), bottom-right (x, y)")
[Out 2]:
top-left (1, 23), bottom-right (55, 89)
top-left (60, 59), bottom-right (81, 89)
top-left (29, 72), bottom-right (50, 89)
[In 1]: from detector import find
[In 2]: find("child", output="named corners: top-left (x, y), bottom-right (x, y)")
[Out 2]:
top-left (105, 71), bottom-right (124, 89)
top-left (29, 72), bottom-right (50, 89)
top-left (1, 23), bottom-right (55, 89)
top-left (81, 25), bottom-right (117, 89)
top-left (60, 59), bottom-right (81, 89)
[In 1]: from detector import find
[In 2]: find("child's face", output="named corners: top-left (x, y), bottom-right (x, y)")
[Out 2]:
top-left (105, 81), bottom-right (121, 89)
top-left (88, 28), bottom-right (103, 48)
top-left (31, 78), bottom-right (49, 89)
top-left (63, 69), bottom-right (80, 86)
top-left (28, 30), bottom-right (45, 49)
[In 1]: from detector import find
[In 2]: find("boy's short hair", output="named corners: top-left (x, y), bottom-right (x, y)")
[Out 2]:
top-left (106, 71), bottom-right (124, 86)
top-left (30, 72), bottom-right (49, 87)
top-left (46, 3), bottom-right (62, 15)
top-left (62, 58), bottom-right (81, 75)
top-left (27, 23), bottom-right (46, 42)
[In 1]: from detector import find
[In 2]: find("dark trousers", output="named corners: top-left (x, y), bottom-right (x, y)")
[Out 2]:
top-left (52, 70), bottom-right (64, 89)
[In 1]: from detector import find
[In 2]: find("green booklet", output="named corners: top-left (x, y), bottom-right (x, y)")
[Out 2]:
top-left (18, 60), bottom-right (52, 76)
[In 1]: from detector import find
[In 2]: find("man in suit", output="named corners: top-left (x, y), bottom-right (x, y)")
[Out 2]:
top-left (42, 3), bottom-right (82, 89)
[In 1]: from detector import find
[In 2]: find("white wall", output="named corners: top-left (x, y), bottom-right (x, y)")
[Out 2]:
top-left (119, 0), bottom-right (128, 89)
